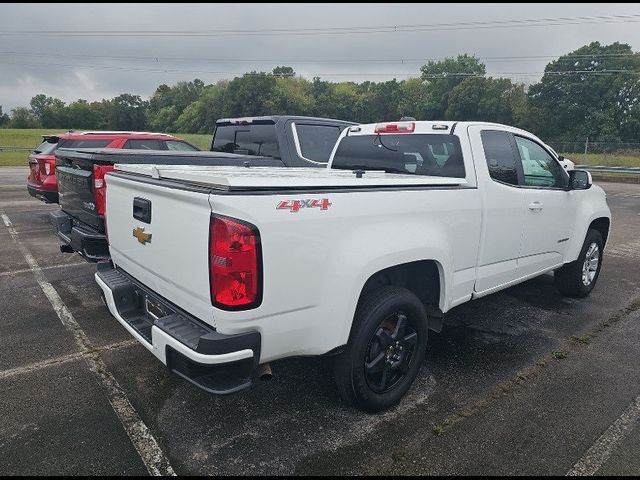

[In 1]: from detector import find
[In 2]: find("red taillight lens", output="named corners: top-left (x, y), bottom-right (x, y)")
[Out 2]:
top-left (44, 158), bottom-right (55, 176)
top-left (209, 215), bottom-right (262, 309)
top-left (374, 122), bottom-right (415, 134)
top-left (37, 158), bottom-right (47, 179)
top-left (93, 164), bottom-right (114, 216)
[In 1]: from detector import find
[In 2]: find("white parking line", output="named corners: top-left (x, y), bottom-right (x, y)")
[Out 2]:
top-left (566, 394), bottom-right (640, 476)
top-left (1, 212), bottom-right (176, 477)
top-left (0, 261), bottom-right (90, 277)
top-left (0, 339), bottom-right (138, 380)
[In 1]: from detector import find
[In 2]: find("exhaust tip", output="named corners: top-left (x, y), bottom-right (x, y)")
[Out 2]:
top-left (257, 363), bottom-right (273, 381)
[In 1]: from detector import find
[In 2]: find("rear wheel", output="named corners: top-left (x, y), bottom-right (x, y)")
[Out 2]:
top-left (554, 229), bottom-right (604, 298)
top-left (333, 286), bottom-right (428, 412)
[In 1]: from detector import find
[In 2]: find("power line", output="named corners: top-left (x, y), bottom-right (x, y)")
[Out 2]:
top-left (0, 51), bottom-right (638, 65)
top-left (1, 59), bottom-right (639, 79)
top-left (1, 13), bottom-right (639, 36)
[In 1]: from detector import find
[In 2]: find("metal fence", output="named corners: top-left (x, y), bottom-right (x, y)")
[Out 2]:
top-left (547, 139), bottom-right (640, 156)
top-left (576, 165), bottom-right (640, 175)
top-left (0, 146), bottom-right (32, 151)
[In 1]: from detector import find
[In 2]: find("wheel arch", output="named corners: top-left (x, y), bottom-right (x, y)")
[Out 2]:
top-left (589, 217), bottom-right (610, 248)
top-left (355, 259), bottom-right (445, 334)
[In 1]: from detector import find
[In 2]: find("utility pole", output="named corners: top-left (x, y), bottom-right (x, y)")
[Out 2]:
top-left (584, 137), bottom-right (589, 155)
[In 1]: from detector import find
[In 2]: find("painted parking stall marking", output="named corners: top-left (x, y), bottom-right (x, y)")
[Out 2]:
top-left (566, 394), bottom-right (640, 476)
top-left (0, 339), bottom-right (137, 381)
top-left (1, 212), bottom-right (176, 477)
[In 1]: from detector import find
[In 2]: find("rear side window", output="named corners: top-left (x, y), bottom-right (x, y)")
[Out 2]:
top-left (34, 140), bottom-right (58, 154)
top-left (124, 139), bottom-right (164, 150)
top-left (480, 130), bottom-right (519, 186)
top-left (165, 140), bottom-right (199, 151)
top-left (295, 124), bottom-right (342, 163)
top-left (58, 139), bottom-right (112, 149)
top-left (212, 123), bottom-right (280, 158)
top-left (332, 134), bottom-right (465, 178)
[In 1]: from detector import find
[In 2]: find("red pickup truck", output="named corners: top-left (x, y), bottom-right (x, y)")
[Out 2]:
top-left (27, 131), bottom-right (199, 203)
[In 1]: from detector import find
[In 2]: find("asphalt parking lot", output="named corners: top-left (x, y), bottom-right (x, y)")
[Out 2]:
top-left (1, 165), bottom-right (639, 475)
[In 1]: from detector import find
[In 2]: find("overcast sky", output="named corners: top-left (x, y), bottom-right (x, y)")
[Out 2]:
top-left (1, 3), bottom-right (639, 111)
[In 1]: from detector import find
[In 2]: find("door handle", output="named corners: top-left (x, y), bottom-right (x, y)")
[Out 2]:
top-left (528, 201), bottom-right (543, 211)
top-left (133, 197), bottom-right (152, 223)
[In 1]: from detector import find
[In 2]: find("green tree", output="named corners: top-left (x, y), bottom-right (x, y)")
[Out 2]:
top-left (272, 76), bottom-right (315, 115)
top-left (445, 77), bottom-right (527, 125)
top-left (29, 94), bottom-right (55, 120)
top-left (528, 41), bottom-right (640, 146)
top-left (174, 82), bottom-right (229, 133)
top-left (224, 73), bottom-right (277, 117)
top-left (147, 79), bottom-right (205, 131)
top-left (272, 66), bottom-right (295, 77)
top-left (420, 55), bottom-right (486, 119)
top-left (0, 105), bottom-right (9, 126)
top-left (9, 107), bottom-right (39, 128)
top-left (397, 78), bottom-right (430, 120)
top-left (65, 99), bottom-right (101, 129)
top-left (311, 79), bottom-right (359, 121)
top-left (354, 80), bottom-right (402, 123)
top-left (109, 94), bottom-right (147, 130)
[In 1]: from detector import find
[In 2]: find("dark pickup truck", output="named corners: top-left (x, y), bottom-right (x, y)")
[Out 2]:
top-left (211, 115), bottom-right (355, 166)
top-left (51, 115), bottom-right (355, 262)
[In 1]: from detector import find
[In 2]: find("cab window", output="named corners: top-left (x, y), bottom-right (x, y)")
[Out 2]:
top-left (295, 124), bottom-right (342, 163)
top-left (480, 130), bottom-right (519, 186)
top-left (514, 136), bottom-right (567, 188)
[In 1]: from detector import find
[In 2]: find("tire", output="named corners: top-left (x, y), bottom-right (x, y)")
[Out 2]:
top-left (333, 286), bottom-right (428, 412)
top-left (554, 229), bottom-right (604, 298)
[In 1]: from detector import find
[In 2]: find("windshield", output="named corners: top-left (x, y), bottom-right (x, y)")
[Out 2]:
top-left (34, 139), bottom-right (58, 154)
top-left (212, 123), bottom-right (280, 159)
top-left (332, 134), bottom-right (465, 178)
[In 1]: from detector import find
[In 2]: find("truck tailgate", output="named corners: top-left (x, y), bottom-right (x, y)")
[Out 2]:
top-left (56, 154), bottom-right (102, 229)
top-left (105, 173), bottom-right (215, 324)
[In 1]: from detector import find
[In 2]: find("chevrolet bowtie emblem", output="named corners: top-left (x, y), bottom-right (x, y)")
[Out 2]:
top-left (133, 227), bottom-right (152, 245)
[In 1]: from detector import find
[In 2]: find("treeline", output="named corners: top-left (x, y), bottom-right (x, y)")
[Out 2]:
top-left (1, 41), bottom-right (639, 152)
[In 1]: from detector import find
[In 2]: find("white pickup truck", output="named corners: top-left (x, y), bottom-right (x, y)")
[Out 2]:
top-left (96, 121), bottom-right (611, 412)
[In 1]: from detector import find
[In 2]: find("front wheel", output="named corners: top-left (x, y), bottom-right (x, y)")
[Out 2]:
top-left (554, 229), bottom-right (604, 298)
top-left (333, 286), bottom-right (428, 412)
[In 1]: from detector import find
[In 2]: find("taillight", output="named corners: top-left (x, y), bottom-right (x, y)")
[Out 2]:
top-left (93, 164), bottom-right (114, 216)
top-left (37, 159), bottom-right (47, 178)
top-left (44, 159), bottom-right (55, 176)
top-left (209, 215), bottom-right (262, 310)
top-left (374, 122), bottom-right (415, 134)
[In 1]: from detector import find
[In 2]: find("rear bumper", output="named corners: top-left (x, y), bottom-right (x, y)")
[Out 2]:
top-left (49, 209), bottom-right (109, 262)
top-left (27, 184), bottom-right (58, 204)
top-left (95, 263), bottom-right (261, 395)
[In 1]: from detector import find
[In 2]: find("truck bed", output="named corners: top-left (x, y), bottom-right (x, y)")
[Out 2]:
top-left (114, 164), bottom-right (471, 191)
top-left (56, 148), bottom-right (283, 231)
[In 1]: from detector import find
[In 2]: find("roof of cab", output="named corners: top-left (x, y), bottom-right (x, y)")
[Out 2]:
top-left (41, 131), bottom-right (184, 141)
top-left (216, 115), bottom-right (357, 125)
top-left (345, 120), bottom-right (547, 143)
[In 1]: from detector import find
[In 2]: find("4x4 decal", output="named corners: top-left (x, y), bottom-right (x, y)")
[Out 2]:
top-left (277, 198), bottom-right (331, 213)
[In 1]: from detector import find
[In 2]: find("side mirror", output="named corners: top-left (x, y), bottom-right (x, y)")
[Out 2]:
top-left (568, 169), bottom-right (592, 190)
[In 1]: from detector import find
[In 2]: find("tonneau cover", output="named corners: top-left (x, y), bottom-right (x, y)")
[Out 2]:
top-left (55, 147), bottom-right (280, 166)
top-left (114, 164), bottom-right (469, 190)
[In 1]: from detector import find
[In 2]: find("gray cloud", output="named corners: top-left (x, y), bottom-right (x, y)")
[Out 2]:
top-left (0, 3), bottom-right (639, 110)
